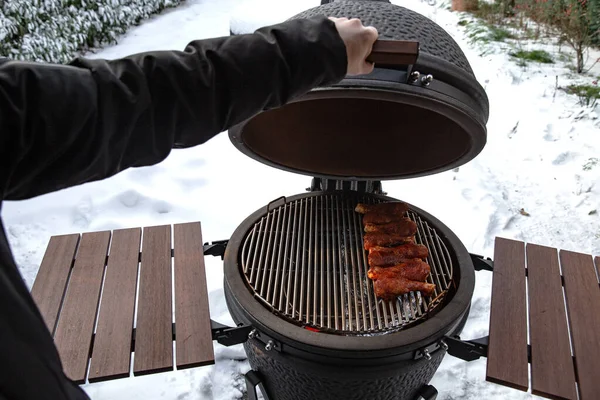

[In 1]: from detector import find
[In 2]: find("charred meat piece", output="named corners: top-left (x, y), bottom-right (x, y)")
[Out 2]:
top-left (363, 233), bottom-right (414, 250)
top-left (367, 259), bottom-right (431, 282)
top-left (368, 243), bottom-right (429, 266)
top-left (362, 212), bottom-right (406, 225)
top-left (373, 277), bottom-right (436, 300)
top-left (364, 218), bottom-right (417, 236)
top-left (355, 202), bottom-right (409, 215)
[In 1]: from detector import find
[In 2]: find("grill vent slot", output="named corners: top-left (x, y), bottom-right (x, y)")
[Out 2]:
top-left (240, 193), bottom-right (453, 335)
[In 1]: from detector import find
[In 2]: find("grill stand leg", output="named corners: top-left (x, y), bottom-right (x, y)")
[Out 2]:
top-left (415, 385), bottom-right (438, 400)
top-left (245, 370), bottom-right (271, 400)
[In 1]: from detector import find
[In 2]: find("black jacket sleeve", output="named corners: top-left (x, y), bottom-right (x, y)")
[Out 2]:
top-left (0, 16), bottom-right (346, 201)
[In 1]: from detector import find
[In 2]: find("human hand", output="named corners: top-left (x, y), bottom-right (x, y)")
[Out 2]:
top-left (329, 17), bottom-right (378, 76)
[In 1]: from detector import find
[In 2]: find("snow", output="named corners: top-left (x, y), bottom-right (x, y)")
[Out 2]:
top-left (3, 0), bottom-right (600, 398)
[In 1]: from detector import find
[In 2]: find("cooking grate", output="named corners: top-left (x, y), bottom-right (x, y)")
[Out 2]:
top-left (240, 193), bottom-right (454, 335)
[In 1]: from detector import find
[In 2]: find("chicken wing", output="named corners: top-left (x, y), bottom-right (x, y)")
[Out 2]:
top-left (368, 243), bottom-right (429, 266)
top-left (363, 233), bottom-right (415, 250)
top-left (367, 260), bottom-right (431, 282)
top-left (364, 218), bottom-right (418, 236)
top-left (373, 277), bottom-right (436, 300)
top-left (355, 202), bottom-right (409, 215)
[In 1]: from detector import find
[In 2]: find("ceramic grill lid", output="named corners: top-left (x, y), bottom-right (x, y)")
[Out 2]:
top-left (229, 0), bottom-right (490, 180)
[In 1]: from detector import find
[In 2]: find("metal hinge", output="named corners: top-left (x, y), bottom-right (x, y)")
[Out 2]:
top-left (126, 321), bottom-right (251, 350)
top-left (203, 240), bottom-right (228, 260)
top-left (307, 177), bottom-right (386, 195)
top-left (470, 253), bottom-right (494, 271)
top-left (445, 335), bottom-right (489, 361)
top-left (211, 320), bottom-right (253, 346)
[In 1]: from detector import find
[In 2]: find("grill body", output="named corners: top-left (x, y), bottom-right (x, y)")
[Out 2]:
top-left (223, 191), bottom-right (475, 399)
top-left (243, 336), bottom-right (447, 400)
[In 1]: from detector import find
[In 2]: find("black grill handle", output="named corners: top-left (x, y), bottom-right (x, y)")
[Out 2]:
top-left (470, 253), bottom-right (494, 271)
top-left (245, 370), bottom-right (271, 400)
top-left (267, 196), bottom-right (287, 212)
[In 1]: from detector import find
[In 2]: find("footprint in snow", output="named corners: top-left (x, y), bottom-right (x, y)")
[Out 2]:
top-left (118, 189), bottom-right (142, 208)
top-left (461, 188), bottom-right (473, 201)
top-left (552, 151), bottom-right (578, 165)
top-left (153, 200), bottom-right (172, 214)
top-left (543, 123), bottom-right (557, 141)
top-left (72, 197), bottom-right (94, 228)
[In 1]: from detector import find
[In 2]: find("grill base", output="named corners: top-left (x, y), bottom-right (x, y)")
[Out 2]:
top-left (245, 338), bottom-right (446, 400)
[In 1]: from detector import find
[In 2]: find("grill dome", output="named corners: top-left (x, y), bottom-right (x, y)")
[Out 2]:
top-left (229, 0), bottom-right (490, 181)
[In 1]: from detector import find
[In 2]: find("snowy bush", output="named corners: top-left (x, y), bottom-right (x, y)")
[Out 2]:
top-left (0, 0), bottom-right (182, 63)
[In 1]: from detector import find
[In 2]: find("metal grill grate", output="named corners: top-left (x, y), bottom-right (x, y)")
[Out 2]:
top-left (240, 193), bottom-right (454, 335)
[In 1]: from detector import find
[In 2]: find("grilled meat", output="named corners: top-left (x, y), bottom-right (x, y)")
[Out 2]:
top-left (373, 277), bottom-right (436, 300)
top-left (368, 243), bottom-right (429, 266)
top-left (364, 218), bottom-right (417, 236)
top-left (355, 202), bottom-right (409, 215)
top-left (356, 200), bottom-right (436, 300)
top-left (362, 212), bottom-right (405, 225)
top-left (367, 260), bottom-right (431, 282)
top-left (363, 233), bottom-right (414, 250)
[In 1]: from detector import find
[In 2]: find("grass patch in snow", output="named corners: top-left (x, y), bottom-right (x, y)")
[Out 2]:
top-left (463, 18), bottom-right (516, 51)
top-left (489, 26), bottom-right (515, 41)
top-left (562, 84), bottom-right (600, 108)
top-left (510, 49), bottom-right (554, 64)
top-left (583, 157), bottom-right (599, 171)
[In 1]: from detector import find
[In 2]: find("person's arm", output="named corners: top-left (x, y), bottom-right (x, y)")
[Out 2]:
top-left (0, 16), bottom-right (348, 200)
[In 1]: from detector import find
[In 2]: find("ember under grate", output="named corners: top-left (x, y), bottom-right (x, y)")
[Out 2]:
top-left (240, 193), bottom-right (453, 335)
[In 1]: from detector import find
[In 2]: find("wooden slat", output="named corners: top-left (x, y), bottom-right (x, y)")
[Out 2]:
top-left (133, 225), bottom-right (173, 375)
top-left (173, 222), bottom-right (215, 369)
top-left (487, 237), bottom-right (528, 391)
top-left (595, 256), bottom-right (600, 283)
top-left (31, 234), bottom-right (80, 335)
top-left (53, 231), bottom-right (111, 383)
top-left (526, 244), bottom-right (577, 399)
top-left (560, 250), bottom-right (600, 400)
top-left (88, 228), bottom-right (142, 382)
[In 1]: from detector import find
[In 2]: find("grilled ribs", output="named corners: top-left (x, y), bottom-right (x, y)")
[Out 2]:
top-left (363, 233), bottom-right (414, 251)
top-left (368, 243), bottom-right (429, 266)
top-left (362, 212), bottom-right (406, 225)
top-left (367, 260), bottom-right (431, 282)
top-left (363, 218), bottom-right (417, 236)
top-left (356, 200), bottom-right (437, 299)
top-left (373, 277), bottom-right (436, 300)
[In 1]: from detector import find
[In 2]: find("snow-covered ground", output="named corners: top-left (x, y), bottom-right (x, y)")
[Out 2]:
top-left (4, 0), bottom-right (600, 398)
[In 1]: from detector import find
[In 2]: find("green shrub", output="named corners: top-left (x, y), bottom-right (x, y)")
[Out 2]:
top-left (583, 157), bottom-right (599, 170)
top-left (0, 0), bottom-right (182, 64)
top-left (563, 83), bottom-right (600, 107)
top-left (510, 49), bottom-right (555, 63)
top-left (489, 25), bottom-right (517, 40)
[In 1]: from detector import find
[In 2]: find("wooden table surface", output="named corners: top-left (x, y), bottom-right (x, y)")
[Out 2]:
top-left (31, 222), bottom-right (215, 383)
top-left (488, 237), bottom-right (600, 400)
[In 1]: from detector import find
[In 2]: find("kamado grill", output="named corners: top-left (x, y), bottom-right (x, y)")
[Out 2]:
top-left (223, 191), bottom-right (479, 400)
top-left (221, 1), bottom-right (490, 398)
top-left (29, 1), bottom-right (600, 397)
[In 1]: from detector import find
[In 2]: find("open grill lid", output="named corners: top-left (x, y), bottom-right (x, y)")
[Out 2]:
top-left (229, 0), bottom-right (489, 181)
